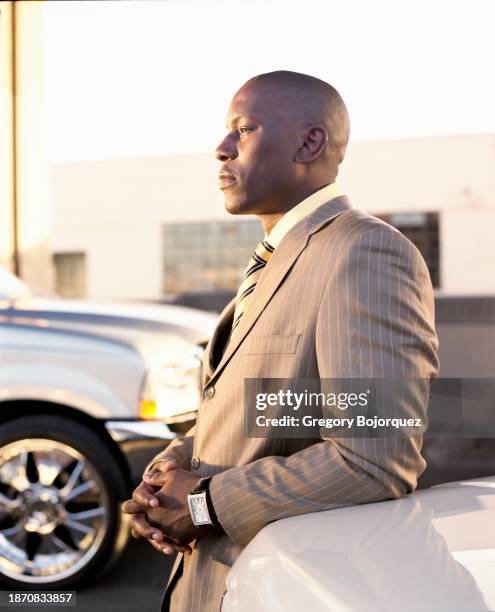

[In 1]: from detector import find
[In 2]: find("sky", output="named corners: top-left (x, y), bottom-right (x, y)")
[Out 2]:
top-left (42, 0), bottom-right (495, 163)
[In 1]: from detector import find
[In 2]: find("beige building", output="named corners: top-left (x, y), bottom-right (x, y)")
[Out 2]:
top-left (49, 133), bottom-right (495, 301)
top-left (1, 2), bottom-right (54, 290)
top-left (1, 4), bottom-right (493, 305)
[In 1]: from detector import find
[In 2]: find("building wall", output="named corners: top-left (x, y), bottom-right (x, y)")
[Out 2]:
top-left (340, 134), bottom-right (495, 213)
top-left (0, 2), bottom-right (15, 272)
top-left (441, 210), bottom-right (495, 295)
top-left (51, 154), bottom-right (227, 299)
top-left (0, 2), bottom-right (55, 290)
top-left (51, 134), bottom-right (495, 300)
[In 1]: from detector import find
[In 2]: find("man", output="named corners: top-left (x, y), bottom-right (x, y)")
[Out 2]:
top-left (122, 70), bottom-right (439, 611)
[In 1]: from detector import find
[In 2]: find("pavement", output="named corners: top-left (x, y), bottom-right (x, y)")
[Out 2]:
top-left (77, 539), bottom-right (174, 612)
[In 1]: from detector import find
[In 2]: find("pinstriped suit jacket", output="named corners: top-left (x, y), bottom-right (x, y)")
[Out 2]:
top-left (150, 195), bottom-right (440, 612)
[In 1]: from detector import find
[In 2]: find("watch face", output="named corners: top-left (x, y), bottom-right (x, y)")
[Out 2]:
top-left (188, 492), bottom-right (211, 525)
top-left (191, 496), bottom-right (203, 512)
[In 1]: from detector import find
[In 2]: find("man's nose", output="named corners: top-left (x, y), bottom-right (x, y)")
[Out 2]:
top-left (215, 133), bottom-right (237, 161)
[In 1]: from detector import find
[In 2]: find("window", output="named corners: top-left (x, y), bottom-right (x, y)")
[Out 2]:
top-left (374, 212), bottom-right (440, 288)
top-left (53, 252), bottom-right (87, 298)
top-left (162, 220), bottom-right (263, 295)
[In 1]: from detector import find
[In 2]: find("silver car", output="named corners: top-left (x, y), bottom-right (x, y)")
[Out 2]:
top-left (0, 267), bottom-right (216, 590)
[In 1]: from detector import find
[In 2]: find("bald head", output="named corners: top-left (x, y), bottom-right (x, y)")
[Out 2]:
top-left (216, 70), bottom-right (350, 225)
top-left (244, 70), bottom-right (350, 166)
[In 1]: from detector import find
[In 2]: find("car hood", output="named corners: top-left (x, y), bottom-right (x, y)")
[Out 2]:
top-left (223, 476), bottom-right (495, 612)
top-left (1, 296), bottom-right (218, 345)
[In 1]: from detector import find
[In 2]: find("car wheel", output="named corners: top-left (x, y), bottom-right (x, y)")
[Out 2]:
top-left (0, 414), bottom-right (130, 589)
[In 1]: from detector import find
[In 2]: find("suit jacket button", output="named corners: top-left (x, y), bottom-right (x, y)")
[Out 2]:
top-left (191, 456), bottom-right (201, 470)
top-left (204, 386), bottom-right (215, 399)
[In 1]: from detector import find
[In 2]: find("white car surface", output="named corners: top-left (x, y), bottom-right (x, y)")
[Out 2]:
top-left (223, 476), bottom-right (495, 612)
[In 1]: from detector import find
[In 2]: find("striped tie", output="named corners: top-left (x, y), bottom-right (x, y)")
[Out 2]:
top-left (230, 239), bottom-right (275, 336)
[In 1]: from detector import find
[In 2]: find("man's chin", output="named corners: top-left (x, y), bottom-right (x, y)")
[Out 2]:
top-left (224, 197), bottom-right (252, 216)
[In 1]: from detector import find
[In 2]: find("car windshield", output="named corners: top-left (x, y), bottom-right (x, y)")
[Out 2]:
top-left (0, 267), bottom-right (32, 300)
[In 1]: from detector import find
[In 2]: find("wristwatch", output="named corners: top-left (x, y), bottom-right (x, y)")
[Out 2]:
top-left (187, 477), bottom-right (218, 526)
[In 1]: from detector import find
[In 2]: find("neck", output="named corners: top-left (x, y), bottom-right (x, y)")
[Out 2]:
top-left (259, 212), bottom-right (285, 236)
top-left (258, 181), bottom-right (332, 236)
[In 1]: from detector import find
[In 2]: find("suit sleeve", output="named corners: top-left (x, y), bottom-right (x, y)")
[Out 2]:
top-left (209, 226), bottom-right (440, 547)
top-left (144, 423), bottom-right (196, 473)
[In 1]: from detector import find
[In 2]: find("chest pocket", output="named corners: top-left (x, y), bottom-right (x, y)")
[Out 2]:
top-left (241, 334), bottom-right (301, 355)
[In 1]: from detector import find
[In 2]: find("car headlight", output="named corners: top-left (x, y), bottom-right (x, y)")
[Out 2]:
top-left (139, 350), bottom-right (203, 421)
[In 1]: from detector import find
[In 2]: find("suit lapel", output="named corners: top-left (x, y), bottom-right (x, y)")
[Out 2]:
top-left (204, 195), bottom-right (352, 389)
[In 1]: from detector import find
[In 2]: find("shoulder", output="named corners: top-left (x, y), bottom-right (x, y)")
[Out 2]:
top-left (316, 205), bottom-right (423, 263)
top-left (308, 205), bottom-right (431, 290)
top-left (330, 206), bottom-right (402, 240)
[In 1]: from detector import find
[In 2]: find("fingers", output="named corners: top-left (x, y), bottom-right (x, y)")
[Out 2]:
top-left (129, 511), bottom-right (192, 555)
top-left (169, 541), bottom-right (192, 555)
top-left (131, 517), bottom-right (192, 555)
top-left (122, 499), bottom-right (145, 515)
top-left (131, 514), bottom-right (165, 541)
top-left (132, 481), bottom-right (160, 508)
top-left (148, 537), bottom-right (192, 556)
top-left (133, 460), bottom-right (177, 507)
top-left (153, 459), bottom-right (178, 472)
top-left (149, 536), bottom-right (175, 555)
top-left (143, 471), bottom-right (170, 487)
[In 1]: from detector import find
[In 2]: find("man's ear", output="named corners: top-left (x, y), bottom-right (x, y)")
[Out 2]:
top-left (294, 126), bottom-right (328, 163)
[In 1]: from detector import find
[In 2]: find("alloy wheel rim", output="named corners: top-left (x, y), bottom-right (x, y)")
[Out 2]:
top-left (0, 438), bottom-right (110, 583)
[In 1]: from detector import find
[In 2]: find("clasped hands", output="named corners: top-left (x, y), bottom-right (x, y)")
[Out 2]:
top-left (122, 459), bottom-right (208, 556)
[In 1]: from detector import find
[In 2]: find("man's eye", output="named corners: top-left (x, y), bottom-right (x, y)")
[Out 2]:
top-left (239, 127), bottom-right (252, 134)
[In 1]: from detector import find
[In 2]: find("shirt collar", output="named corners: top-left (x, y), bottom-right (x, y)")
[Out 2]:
top-left (265, 182), bottom-right (344, 248)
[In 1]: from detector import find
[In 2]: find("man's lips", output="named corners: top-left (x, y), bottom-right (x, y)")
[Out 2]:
top-left (218, 171), bottom-right (238, 189)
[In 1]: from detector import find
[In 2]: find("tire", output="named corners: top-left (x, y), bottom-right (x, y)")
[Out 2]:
top-left (0, 415), bottom-right (130, 590)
